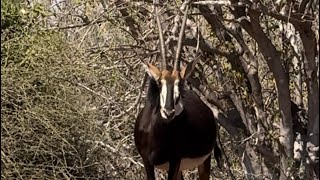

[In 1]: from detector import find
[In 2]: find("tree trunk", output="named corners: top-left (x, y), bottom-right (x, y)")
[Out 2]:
top-left (240, 10), bottom-right (294, 179)
top-left (295, 21), bottom-right (319, 179)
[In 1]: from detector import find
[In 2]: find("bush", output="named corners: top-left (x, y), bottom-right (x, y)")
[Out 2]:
top-left (1, 2), bottom-right (109, 179)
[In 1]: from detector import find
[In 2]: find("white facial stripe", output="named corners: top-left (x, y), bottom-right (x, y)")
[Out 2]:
top-left (174, 80), bottom-right (180, 100)
top-left (160, 80), bottom-right (167, 108)
top-left (159, 79), bottom-right (184, 119)
top-left (160, 80), bottom-right (168, 119)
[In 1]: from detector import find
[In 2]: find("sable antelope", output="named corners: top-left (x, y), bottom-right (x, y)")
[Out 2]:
top-left (134, 1), bottom-right (221, 180)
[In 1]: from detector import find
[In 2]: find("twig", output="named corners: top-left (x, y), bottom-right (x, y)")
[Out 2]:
top-left (75, 82), bottom-right (111, 102)
top-left (77, 25), bottom-right (92, 49)
top-left (135, 73), bottom-right (148, 116)
top-left (43, 18), bottom-right (107, 31)
top-left (237, 132), bottom-right (257, 147)
top-left (52, 76), bottom-right (112, 102)
top-left (217, 126), bottom-right (237, 180)
top-left (90, 140), bottom-right (144, 167)
top-left (192, 0), bottom-right (232, 5)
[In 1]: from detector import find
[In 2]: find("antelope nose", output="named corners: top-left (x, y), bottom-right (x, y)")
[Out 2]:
top-left (164, 109), bottom-right (175, 118)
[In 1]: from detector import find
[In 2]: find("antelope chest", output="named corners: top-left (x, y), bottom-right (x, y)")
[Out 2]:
top-left (155, 152), bottom-right (211, 171)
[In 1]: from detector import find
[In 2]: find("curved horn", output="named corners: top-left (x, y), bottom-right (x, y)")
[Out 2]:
top-left (154, 0), bottom-right (167, 70)
top-left (174, 3), bottom-right (189, 71)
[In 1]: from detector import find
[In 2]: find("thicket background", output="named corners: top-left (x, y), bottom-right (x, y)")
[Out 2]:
top-left (1, 0), bottom-right (319, 179)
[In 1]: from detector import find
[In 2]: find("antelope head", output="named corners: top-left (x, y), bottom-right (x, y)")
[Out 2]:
top-left (144, 3), bottom-right (193, 120)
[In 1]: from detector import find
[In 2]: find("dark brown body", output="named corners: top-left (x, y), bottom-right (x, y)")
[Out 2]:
top-left (134, 79), bottom-right (221, 180)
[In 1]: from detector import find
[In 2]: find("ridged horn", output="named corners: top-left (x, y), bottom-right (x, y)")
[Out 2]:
top-left (154, 0), bottom-right (167, 70)
top-left (173, 3), bottom-right (189, 72)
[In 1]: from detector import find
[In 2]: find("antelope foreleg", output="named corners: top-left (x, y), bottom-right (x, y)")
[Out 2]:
top-left (142, 157), bottom-right (155, 180)
top-left (168, 159), bottom-right (181, 180)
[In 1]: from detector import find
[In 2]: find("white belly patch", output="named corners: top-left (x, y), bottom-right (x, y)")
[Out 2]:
top-left (155, 153), bottom-right (211, 171)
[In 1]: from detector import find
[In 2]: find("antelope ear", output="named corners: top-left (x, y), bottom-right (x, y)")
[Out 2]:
top-left (143, 63), bottom-right (161, 81)
top-left (180, 61), bottom-right (197, 80)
